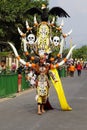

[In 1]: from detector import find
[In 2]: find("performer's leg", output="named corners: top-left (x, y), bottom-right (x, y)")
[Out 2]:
top-left (41, 104), bottom-right (45, 113)
top-left (37, 103), bottom-right (42, 115)
top-left (37, 96), bottom-right (42, 115)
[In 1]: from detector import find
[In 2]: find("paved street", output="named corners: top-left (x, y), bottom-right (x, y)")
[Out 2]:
top-left (0, 70), bottom-right (87, 130)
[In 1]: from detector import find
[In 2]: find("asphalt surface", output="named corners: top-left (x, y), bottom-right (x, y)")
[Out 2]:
top-left (0, 70), bottom-right (87, 130)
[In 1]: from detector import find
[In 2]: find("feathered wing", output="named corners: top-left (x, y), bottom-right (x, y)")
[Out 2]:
top-left (24, 7), bottom-right (42, 15)
top-left (49, 7), bottom-right (70, 17)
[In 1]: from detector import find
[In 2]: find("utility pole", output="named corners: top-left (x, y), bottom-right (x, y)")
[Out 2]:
top-left (70, 38), bottom-right (72, 58)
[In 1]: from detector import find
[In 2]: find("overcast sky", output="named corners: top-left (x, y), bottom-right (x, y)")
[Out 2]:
top-left (49, 0), bottom-right (87, 48)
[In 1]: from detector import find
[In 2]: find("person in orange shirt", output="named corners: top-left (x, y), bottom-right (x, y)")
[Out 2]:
top-left (69, 63), bottom-right (76, 77)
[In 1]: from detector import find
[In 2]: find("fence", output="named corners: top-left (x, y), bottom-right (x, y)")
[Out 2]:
top-left (0, 73), bottom-right (29, 98)
top-left (0, 67), bottom-right (67, 98)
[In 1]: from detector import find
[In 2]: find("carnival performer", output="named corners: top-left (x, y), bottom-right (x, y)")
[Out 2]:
top-left (7, 4), bottom-right (75, 111)
top-left (35, 64), bottom-right (50, 115)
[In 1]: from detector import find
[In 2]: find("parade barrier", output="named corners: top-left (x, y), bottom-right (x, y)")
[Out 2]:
top-left (0, 73), bottom-right (29, 98)
top-left (58, 66), bottom-right (67, 77)
top-left (22, 73), bottom-right (30, 91)
top-left (0, 67), bottom-right (67, 98)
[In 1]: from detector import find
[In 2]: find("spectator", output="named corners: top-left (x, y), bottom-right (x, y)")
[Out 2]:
top-left (1, 60), bottom-right (6, 73)
top-left (76, 62), bottom-right (82, 76)
top-left (66, 64), bottom-right (71, 76)
top-left (17, 64), bottom-right (24, 74)
top-left (11, 62), bottom-right (16, 73)
top-left (69, 63), bottom-right (76, 77)
top-left (83, 63), bottom-right (87, 70)
top-left (27, 69), bottom-right (36, 88)
top-left (0, 62), bottom-right (2, 73)
top-left (17, 64), bottom-right (24, 93)
top-left (18, 71), bottom-right (22, 93)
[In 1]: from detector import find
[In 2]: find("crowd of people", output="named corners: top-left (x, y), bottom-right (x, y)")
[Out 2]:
top-left (66, 58), bottom-right (84, 77)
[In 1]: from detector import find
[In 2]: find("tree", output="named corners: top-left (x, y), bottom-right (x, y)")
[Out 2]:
top-left (72, 45), bottom-right (87, 61)
top-left (0, 0), bottom-right (48, 50)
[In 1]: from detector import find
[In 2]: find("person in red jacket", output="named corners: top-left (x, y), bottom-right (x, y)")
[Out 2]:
top-left (76, 62), bottom-right (82, 76)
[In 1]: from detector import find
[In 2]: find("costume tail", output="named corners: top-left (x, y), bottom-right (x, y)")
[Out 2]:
top-left (50, 69), bottom-right (72, 111)
top-left (44, 98), bottom-right (53, 110)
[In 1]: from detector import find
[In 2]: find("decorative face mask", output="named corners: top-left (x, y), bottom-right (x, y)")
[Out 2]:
top-left (39, 49), bottom-right (45, 57)
top-left (53, 36), bottom-right (60, 46)
top-left (27, 34), bottom-right (35, 45)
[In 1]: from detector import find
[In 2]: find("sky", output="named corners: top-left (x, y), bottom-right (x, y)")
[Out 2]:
top-left (49, 0), bottom-right (87, 48)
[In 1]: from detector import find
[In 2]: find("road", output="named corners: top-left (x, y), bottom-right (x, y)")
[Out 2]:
top-left (0, 70), bottom-right (87, 130)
